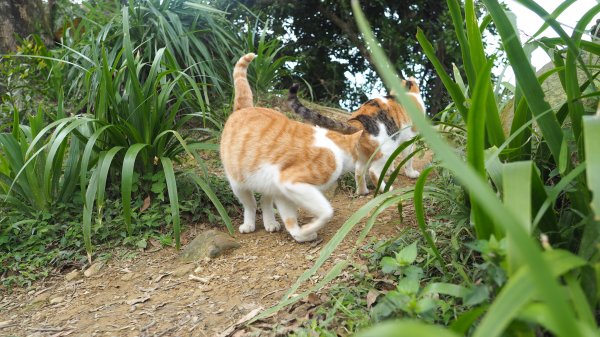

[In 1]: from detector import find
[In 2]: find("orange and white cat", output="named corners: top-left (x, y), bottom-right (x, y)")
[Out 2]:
top-left (220, 53), bottom-right (363, 242)
top-left (288, 79), bottom-right (426, 195)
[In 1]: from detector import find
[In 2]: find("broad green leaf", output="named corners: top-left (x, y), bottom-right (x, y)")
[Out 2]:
top-left (397, 271), bottom-right (420, 295)
top-left (463, 284), bottom-right (489, 307)
top-left (450, 305), bottom-right (489, 334)
top-left (355, 320), bottom-right (461, 337)
top-left (381, 256), bottom-right (400, 274)
top-left (396, 242), bottom-right (418, 266)
top-left (422, 283), bottom-right (468, 298)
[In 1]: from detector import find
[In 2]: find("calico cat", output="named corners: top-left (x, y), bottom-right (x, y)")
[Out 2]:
top-left (220, 53), bottom-right (363, 242)
top-left (288, 78), bottom-right (426, 195)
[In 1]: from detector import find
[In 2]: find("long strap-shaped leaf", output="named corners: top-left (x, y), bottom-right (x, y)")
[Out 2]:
top-left (467, 60), bottom-right (497, 239)
top-left (583, 116), bottom-right (600, 219)
top-left (414, 167), bottom-right (446, 271)
top-left (160, 157), bottom-right (181, 249)
top-left (482, 0), bottom-right (565, 169)
top-left (121, 143), bottom-right (149, 235)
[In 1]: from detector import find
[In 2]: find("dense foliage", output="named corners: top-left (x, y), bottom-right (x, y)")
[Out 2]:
top-left (214, 0), bottom-right (482, 113)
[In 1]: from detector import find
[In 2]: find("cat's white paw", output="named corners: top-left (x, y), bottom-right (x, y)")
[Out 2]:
top-left (264, 221), bottom-right (281, 232)
top-left (293, 231), bottom-right (318, 243)
top-left (405, 169), bottom-right (420, 179)
top-left (239, 223), bottom-right (256, 233)
top-left (356, 187), bottom-right (370, 196)
top-left (384, 183), bottom-right (394, 191)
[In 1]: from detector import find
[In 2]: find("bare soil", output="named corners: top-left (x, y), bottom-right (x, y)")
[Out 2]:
top-left (0, 154), bottom-right (431, 337)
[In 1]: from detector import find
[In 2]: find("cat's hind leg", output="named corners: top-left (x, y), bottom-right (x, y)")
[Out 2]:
top-left (260, 194), bottom-right (281, 232)
top-left (231, 185), bottom-right (257, 233)
top-left (369, 157), bottom-right (393, 192)
top-left (273, 197), bottom-right (310, 241)
top-left (281, 183), bottom-right (333, 242)
top-left (355, 161), bottom-right (369, 195)
top-left (402, 142), bottom-right (420, 179)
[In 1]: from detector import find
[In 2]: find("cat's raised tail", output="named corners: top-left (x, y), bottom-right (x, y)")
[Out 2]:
top-left (288, 84), bottom-right (360, 134)
top-left (233, 53), bottom-right (256, 111)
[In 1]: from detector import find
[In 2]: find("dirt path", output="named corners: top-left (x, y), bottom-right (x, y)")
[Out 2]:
top-left (0, 154), bottom-right (431, 337)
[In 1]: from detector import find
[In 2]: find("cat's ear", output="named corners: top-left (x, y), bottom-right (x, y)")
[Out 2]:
top-left (351, 130), bottom-right (363, 143)
top-left (407, 77), bottom-right (420, 93)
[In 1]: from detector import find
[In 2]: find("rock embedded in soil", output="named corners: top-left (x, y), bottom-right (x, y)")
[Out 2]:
top-left (30, 293), bottom-right (50, 305)
top-left (171, 264), bottom-right (195, 277)
top-left (49, 296), bottom-right (64, 304)
top-left (179, 230), bottom-right (240, 261)
top-left (120, 272), bottom-right (138, 281)
top-left (65, 270), bottom-right (81, 282)
top-left (84, 261), bottom-right (106, 277)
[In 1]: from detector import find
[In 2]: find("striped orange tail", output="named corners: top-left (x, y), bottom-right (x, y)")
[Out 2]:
top-left (233, 53), bottom-right (256, 111)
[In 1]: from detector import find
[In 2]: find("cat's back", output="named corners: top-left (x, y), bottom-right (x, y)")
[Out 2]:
top-left (349, 97), bottom-right (411, 136)
top-left (220, 107), bottom-right (326, 180)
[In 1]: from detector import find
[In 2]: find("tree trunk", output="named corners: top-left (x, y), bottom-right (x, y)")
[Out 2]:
top-left (0, 0), bottom-right (50, 53)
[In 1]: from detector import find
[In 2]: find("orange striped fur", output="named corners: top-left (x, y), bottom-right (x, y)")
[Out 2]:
top-left (220, 53), bottom-right (363, 242)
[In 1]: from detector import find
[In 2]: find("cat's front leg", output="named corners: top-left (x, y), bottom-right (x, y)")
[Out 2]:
top-left (402, 143), bottom-right (420, 179)
top-left (232, 186), bottom-right (257, 233)
top-left (260, 195), bottom-right (281, 232)
top-left (369, 158), bottom-right (393, 193)
top-left (355, 163), bottom-right (370, 195)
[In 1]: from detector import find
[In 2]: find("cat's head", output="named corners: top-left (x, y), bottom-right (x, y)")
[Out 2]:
top-left (398, 76), bottom-right (426, 114)
top-left (402, 76), bottom-right (421, 93)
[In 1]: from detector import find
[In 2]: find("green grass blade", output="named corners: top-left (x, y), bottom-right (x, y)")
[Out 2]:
top-left (449, 306), bottom-right (489, 335)
top-left (565, 4), bottom-right (600, 160)
top-left (80, 124), bottom-right (112, 201)
top-left (583, 116), bottom-right (600, 220)
top-left (529, 0), bottom-right (577, 39)
top-left (416, 28), bottom-right (468, 121)
top-left (121, 143), bottom-right (148, 235)
top-left (467, 60), bottom-right (496, 239)
top-left (184, 173), bottom-right (234, 235)
top-left (160, 157), bottom-right (181, 250)
top-left (447, 0), bottom-right (476, 87)
top-left (96, 146), bottom-right (123, 210)
top-left (502, 161), bottom-right (532, 273)
top-left (465, 0), bottom-right (505, 147)
top-left (414, 167), bottom-right (446, 271)
top-left (43, 119), bottom-right (88, 197)
top-left (83, 168), bottom-right (99, 262)
top-left (252, 260), bottom-right (349, 324)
